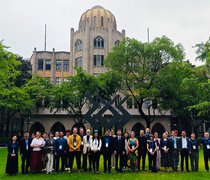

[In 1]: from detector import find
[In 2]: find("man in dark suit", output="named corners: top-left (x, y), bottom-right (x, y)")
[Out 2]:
top-left (189, 133), bottom-right (199, 171)
top-left (101, 129), bottom-right (114, 173)
top-left (114, 129), bottom-right (125, 173)
top-left (169, 130), bottom-right (179, 171)
top-left (178, 130), bottom-right (191, 172)
top-left (202, 132), bottom-right (210, 172)
top-left (54, 131), bottom-right (68, 173)
top-left (137, 130), bottom-right (147, 171)
top-left (20, 131), bottom-right (32, 174)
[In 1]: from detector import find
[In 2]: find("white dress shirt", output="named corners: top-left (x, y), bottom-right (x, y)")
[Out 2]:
top-left (182, 137), bottom-right (187, 149)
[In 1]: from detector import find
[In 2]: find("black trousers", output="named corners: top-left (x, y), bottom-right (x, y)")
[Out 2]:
top-left (137, 151), bottom-right (146, 170)
top-left (103, 152), bottom-right (111, 172)
top-left (190, 151), bottom-right (199, 171)
top-left (21, 151), bottom-right (30, 174)
top-left (115, 151), bottom-right (123, 172)
top-left (55, 151), bottom-right (66, 172)
top-left (65, 151), bottom-right (70, 168)
top-left (123, 153), bottom-right (128, 168)
top-left (69, 151), bottom-right (81, 170)
top-left (148, 152), bottom-right (156, 171)
top-left (181, 149), bottom-right (189, 171)
top-left (92, 151), bottom-right (100, 172)
top-left (80, 145), bottom-right (84, 168)
top-left (83, 150), bottom-right (92, 171)
top-left (204, 150), bottom-right (210, 171)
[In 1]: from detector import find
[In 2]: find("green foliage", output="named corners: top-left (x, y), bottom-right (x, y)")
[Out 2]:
top-left (98, 70), bottom-right (122, 100)
top-left (105, 36), bottom-right (185, 127)
top-left (0, 42), bottom-right (33, 136)
top-left (24, 76), bottom-right (54, 109)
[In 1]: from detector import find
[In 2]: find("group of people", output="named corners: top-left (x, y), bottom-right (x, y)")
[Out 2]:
top-left (5, 127), bottom-right (210, 176)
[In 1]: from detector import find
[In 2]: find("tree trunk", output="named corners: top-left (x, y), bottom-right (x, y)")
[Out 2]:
top-left (137, 99), bottom-right (152, 129)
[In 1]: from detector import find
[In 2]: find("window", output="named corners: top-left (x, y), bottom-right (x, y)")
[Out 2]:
top-left (93, 16), bottom-right (96, 27)
top-left (75, 57), bottom-right (83, 67)
top-left (94, 36), bottom-right (104, 48)
top-left (63, 60), bottom-right (69, 71)
top-left (75, 39), bottom-right (83, 51)
top-left (56, 60), bottom-right (62, 71)
top-left (45, 59), bottom-right (51, 70)
top-left (101, 16), bottom-right (104, 27)
top-left (93, 55), bottom-right (104, 66)
top-left (55, 77), bottom-right (62, 85)
top-left (38, 59), bottom-right (44, 70)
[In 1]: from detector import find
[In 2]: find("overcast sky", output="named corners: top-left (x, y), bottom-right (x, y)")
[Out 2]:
top-left (0, 0), bottom-right (210, 65)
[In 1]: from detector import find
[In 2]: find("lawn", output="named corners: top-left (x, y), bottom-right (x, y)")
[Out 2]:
top-left (0, 148), bottom-right (209, 180)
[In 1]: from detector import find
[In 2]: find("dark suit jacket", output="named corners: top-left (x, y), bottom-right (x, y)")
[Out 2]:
top-left (202, 138), bottom-right (210, 152)
top-left (54, 137), bottom-right (68, 154)
top-left (114, 136), bottom-right (125, 153)
top-left (137, 135), bottom-right (147, 154)
top-left (101, 136), bottom-right (114, 155)
top-left (178, 137), bottom-right (191, 152)
top-left (20, 138), bottom-right (32, 155)
top-left (189, 138), bottom-right (199, 152)
top-left (169, 136), bottom-right (179, 152)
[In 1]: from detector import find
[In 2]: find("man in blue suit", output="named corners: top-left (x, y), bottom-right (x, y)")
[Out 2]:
top-left (54, 131), bottom-right (68, 173)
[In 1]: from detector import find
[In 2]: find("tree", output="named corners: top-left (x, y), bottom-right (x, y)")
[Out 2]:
top-left (24, 75), bottom-right (54, 109)
top-left (105, 36), bottom-right (185, 128)
top-left (14, 56), bottom-right (32, 87)
top-left (97, 70), bottom-right (122, 100)
top-left (49, 68), bottom-right (101, 125)
top-left (187, 38), bottom-right (210, 122)
top-left (0, 42), bottom-right (33, 136)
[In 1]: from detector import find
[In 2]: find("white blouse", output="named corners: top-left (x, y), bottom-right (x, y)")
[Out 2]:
top-left (90, 139), bottom-right (102, 151)
top-left (31, 138), bottom-right (45, 151)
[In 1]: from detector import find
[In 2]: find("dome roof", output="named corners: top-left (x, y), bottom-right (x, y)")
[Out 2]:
top-left (79, 6), bottom-right (117, 30)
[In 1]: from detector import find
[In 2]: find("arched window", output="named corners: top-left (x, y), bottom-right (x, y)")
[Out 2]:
top-left (75, 39), bottom-right (83, 51)
top-left (30, 122), bottom-right (45, 134)
top-left (93, 16), bottom-right (96, 27)
top-left (132, 122), bottom-right (145, 136)
top-left (94, 36), bottom-right (104, 48)
top-left (101, 16), bottom-right (104, 27)
top-left (51, 122), bottom-right (66, 133)
top-left (151, 123), bottom-right (165, 137)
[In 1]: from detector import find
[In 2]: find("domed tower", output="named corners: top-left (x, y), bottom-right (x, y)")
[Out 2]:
top-left (70, 5), bottom-right (125, 75)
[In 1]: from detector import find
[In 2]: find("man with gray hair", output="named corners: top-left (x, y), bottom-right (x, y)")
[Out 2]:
top-left (83, 129), bottom-right (92, 172)
top-left (202, 132), bottom-right (210, 172)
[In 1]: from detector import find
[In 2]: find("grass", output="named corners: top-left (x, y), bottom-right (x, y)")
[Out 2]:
top-left (0, 148), bottom-right (209, 180)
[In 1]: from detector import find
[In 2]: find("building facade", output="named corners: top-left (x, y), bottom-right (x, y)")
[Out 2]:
top-left (28, 6), bottom-right (171, 135)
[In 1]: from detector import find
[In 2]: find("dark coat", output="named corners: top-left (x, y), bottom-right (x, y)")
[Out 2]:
top-left (114, 136), bottom-right (125, 153)
top-left (137, 135), bottom-right (147, 154)
top-left (54, 138), bottom-right (68, 154)
top-left (101, 136), bottom-right (115, 155)
top-left (6, 141), bottom-right (19, 174)
top-left (178, 137), bottom-right (191, 152)
top-left (20, 137), bottom-right (32, 155)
